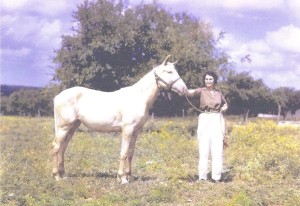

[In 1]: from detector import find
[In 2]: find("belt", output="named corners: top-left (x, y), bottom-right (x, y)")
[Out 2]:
top-left (200, 108), bottom-right (220, 113)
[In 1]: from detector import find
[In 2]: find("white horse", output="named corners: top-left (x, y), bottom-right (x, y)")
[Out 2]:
top-left (51, 55), bottom-right (188, 184)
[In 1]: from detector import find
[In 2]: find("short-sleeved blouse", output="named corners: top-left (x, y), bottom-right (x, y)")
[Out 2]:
top-left (194, 87), bottom-right (227, 112)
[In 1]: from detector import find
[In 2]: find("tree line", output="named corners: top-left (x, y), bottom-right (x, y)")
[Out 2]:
top-left (1, 0), bottom-right (300, 119)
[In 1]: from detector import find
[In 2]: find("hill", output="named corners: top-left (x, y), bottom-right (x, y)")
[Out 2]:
top-left (0, 85), bottom-right (42, 96)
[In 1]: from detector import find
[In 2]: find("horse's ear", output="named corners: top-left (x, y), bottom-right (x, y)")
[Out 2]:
top-left (162, 55), bottom-right (171, 65)
top-left (172, 60), bottom-right (178, 65)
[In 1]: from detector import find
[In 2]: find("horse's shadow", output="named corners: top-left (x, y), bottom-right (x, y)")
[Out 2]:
top-left (64, 167), bottom-right (234, 183)
top-left (66, 171), bottom-right (157, 182)
top-left (180, 167), bottom-right (235, 183)
top-left (220, 168), bottom-right (235, 183)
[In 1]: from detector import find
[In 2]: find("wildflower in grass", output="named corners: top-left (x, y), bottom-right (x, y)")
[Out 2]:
top-left (228, 120), bottom-right (300, 183)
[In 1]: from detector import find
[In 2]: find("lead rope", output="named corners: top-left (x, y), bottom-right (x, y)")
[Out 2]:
top-left (185, 95), bottom-right (203, 112)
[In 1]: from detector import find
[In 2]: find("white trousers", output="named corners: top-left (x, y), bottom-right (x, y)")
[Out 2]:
top-left (197, 113), bottom-right (225, 181)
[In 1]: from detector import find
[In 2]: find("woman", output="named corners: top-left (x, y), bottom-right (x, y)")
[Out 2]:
top-left (187, 71), bottom-right (228, 183)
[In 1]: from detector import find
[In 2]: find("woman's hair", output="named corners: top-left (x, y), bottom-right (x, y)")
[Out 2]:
top-left (202, 71), bottom-right (218, 85)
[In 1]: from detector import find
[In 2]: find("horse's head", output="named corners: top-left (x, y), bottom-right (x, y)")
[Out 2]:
top-left (154, 55), bottom-right (188, 96)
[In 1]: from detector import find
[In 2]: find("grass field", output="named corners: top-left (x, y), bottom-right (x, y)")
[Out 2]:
top-left (1, 116), bottom-right (300, 205)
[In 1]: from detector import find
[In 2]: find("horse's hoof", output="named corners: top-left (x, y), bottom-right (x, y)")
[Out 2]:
top-left (55, 176), bottom-right (62, 181)
top-left (120, 177), bottom-right (129, 185)
top-left (52, 173), bottom-right (63, 181)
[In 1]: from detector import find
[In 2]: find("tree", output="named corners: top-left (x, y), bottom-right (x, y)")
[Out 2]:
top-left (0, 96), bottom-right (10, 115)
top-left (225, 71), bottom-right (273, 122)
top-left (272, 87), bottom-right (299, 120)
top-left (290, 90), bottom-right (300, 116)
top-left (2, 89), bottom-right (53, 116)
top-left (53, 0), bottom-right (229, 93)
top-left (52, 0), bottom-right (231, 117)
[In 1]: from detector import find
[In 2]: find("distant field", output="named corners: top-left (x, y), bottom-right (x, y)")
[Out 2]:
top-left (1, 116), bottom-right (300, 205)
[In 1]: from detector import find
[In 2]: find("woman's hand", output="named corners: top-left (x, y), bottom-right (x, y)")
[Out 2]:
top-left (220, 104), bottom-right (228, 113)
top-left (186, 89), bottom-right (196, 97)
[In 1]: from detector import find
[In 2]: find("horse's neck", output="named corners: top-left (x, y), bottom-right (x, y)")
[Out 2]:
top-left (132, 70), bottom-right (159, 110)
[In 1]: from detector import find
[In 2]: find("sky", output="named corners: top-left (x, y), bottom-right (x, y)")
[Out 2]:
top-left (1, 0), bottom-right (300, 90)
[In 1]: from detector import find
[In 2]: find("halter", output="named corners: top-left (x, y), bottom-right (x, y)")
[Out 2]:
top-left (154, 71), bottom-right (182, 93)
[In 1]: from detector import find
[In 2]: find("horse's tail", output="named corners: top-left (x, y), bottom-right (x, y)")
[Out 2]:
top-left (53, 96), bottom-right (60, 140)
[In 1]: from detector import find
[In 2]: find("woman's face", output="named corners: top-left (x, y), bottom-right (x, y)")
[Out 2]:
top-left (204, 74), bottom-right (214, 88)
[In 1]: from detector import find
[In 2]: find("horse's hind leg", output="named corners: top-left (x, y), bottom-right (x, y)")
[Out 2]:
top-left (51, 120), bottom-right (80, 180)
top-left (57, 120), bottom-right (81, 178)
top-left (51, 125), bottom-right (69, 180)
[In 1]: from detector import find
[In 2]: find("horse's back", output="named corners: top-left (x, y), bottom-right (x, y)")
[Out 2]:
top-left (56, 86), bottom-right (95, 97)
top-left (54, 87), bottom-right (125, 130)
top-left (55, 87), bottom-right (108, 105)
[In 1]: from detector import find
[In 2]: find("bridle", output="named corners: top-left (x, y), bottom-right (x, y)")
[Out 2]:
top-left (154, 71), bottom-right (182, 93)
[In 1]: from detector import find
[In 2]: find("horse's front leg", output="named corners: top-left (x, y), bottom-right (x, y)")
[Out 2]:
top-left (124, 132), bottom-right (138, 182)
top-left (118, 129), bottom-right (135, 184)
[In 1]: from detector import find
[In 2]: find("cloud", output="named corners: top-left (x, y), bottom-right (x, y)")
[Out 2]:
top-left (1, 0), bottom-right (28, 10)
top-left (204, 0), bottom-right (283, 10)
top-left (265, 69), bottom-right (300, 90)
top-left (148, 0), bottom-right (284, 11)
top-left (131, 0), bottom-right (300, 23)
top-left (1, 15), bottom-right (63, 55)
top-left (2, 47), bottom-right (31, 57)
top-left (1, 0), bottom-right (299, 89)
top-left (37, 19), bottom-right (63, 48)
top-left (1, 0), bottom-right (78, 17)
top-left (1, 1), bottom-right (78, 46)
top-left (287, 0), bottom-right (300, 20)
top-left (219, 24), bottom-right (300, 89)
top-left (266, 24), bottom-right (300, 53)
top-left (1, 0), bottom-right (83, 86)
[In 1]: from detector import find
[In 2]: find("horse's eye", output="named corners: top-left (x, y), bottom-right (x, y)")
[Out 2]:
top-left (166, 70), bottom-right (172, 73)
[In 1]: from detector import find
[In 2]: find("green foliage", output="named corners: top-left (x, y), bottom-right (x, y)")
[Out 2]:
top-left (273, 87), bottom-right (295, 108)
top-left (3, 1), bottom-right (300, 117)
top-left (272, 87), bottom-right (300, 118)
top-left (1, 116), bottom-right (300, 205)
top-left (53, 0), bottom-right (229, 90)
top-left (224, 71), bottom-right (274, 116)
top-left (1, 89), bottom-right (53, 116)
top-left (0, 84), bottom-right (63, 117)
